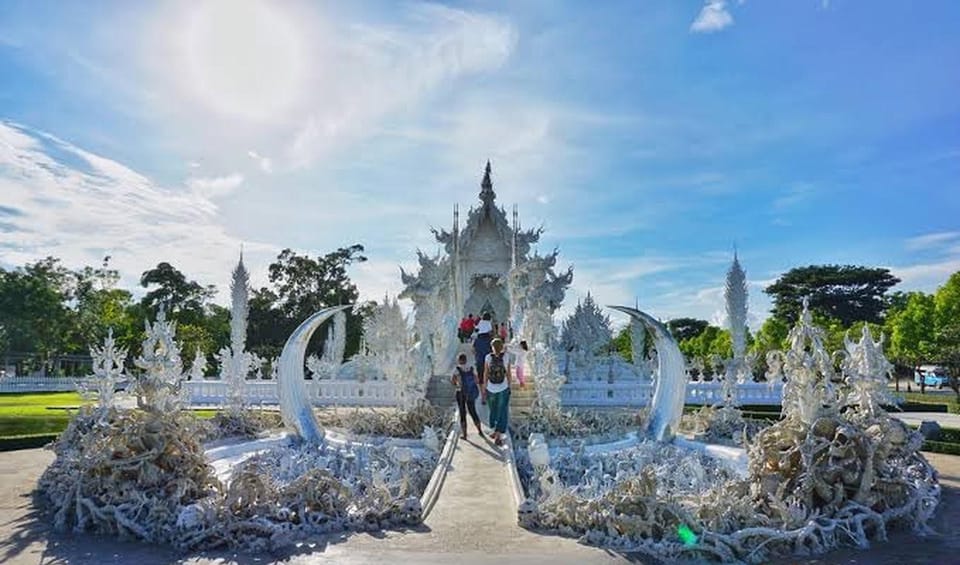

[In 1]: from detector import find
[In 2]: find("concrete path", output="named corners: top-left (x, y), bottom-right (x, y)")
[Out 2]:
top-left (894, 411), bottom-right (960, 429)
top-left (5, 443), bottom-right (960, 564)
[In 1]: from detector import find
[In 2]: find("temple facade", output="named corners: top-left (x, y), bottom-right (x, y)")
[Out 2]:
top-left (399, 162), bottom-right (573, 372)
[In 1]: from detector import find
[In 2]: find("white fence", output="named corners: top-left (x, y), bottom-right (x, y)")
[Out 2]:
top-left (0, 376), bottom-right (89, 393)
top-left (2, 374), bottom-right (782, 408)
top-left (561, 381), bottom-right (783, 407)
top-left (185, 380), bottom-right (400, 407)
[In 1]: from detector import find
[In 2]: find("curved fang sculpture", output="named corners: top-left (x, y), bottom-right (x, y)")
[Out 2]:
top-left (609, 306), bottom-right (687, 442)
top-left (278, 305), bottom-right (352, 443)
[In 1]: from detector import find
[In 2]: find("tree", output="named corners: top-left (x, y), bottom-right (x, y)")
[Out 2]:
top-left (0, 257), bottom-right (76, 360)
top-left (249, 245), bottom-right (368, 359)
top-left (888, 292), bottom-right (937, 368)
top-left (935, 272), bottom-right (960, 373)
top-left (666, 318), bottom-right (709, 342)
top-left (139, 262), bottom-right (215, 325)
top-left (765, 265), bottom-right (900, 326)
top-left (69, 257), bottom-right (135, 351)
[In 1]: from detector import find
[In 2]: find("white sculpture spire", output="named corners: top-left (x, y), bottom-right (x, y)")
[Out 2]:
top-left (221, 250), bottom-right (251, 412)
top-left (723, 249), bottom-right (749, 402)
top-left (230, 250), bottom-right (249, 355)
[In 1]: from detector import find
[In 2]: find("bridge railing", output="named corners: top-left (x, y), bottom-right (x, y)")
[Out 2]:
top-left (561, 380), bottom-right (783, 407)
top-left (184, 379), bottom-right (400, 407)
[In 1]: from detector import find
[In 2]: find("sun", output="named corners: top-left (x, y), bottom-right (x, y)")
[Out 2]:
top-left (183, 0), bottom-right (305, 122)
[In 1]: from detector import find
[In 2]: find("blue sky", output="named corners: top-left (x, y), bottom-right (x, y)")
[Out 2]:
top-left (0, 0), bottom-right (958, 328)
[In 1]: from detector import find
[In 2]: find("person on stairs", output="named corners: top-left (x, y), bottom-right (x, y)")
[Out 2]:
top-left (511, 340), bottom-right (528, 388)
top-left (482, 337), bottom-right (512, 446)
top-left (473, 312), bottom-right (494, 403)
top-left (451, 353), bottom-right (483, 439)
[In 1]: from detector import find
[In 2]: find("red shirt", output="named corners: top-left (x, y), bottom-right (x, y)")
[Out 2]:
top-left (462, 317), bottom-right (476, 332)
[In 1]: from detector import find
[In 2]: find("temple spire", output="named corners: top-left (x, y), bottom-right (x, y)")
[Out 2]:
top-left (479, 160), bottom-right (496, 209)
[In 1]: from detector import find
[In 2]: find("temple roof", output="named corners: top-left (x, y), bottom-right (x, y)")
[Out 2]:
top-left (432, 162), bottom-right (541, 258)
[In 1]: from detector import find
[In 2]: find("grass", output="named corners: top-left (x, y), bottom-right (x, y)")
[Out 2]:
top-left (896, 391), bottom-right (960, 414)
top-left (0, 391), bottom-right (218, 439)
top-left (0, 392), bottom-right (88, 438)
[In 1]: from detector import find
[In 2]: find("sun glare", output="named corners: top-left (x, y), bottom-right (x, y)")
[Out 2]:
top-left (183, 0), bottom-right (305, 122)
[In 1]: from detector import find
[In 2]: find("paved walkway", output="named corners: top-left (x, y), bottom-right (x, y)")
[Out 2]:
top-left (4, 442), bottom-right (960, 564)
top-left (894, 411), bottom-right (960, 429)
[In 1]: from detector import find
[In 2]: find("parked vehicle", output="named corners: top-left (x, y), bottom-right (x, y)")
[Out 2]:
top-left (914, 365), bottom-right (951, 389)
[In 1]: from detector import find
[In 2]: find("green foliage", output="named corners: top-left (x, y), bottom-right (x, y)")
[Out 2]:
top-left (666, 318), bottom-right (709, 342)
top-left (139, 261), bottom-right (216, 325)
top-left (935, 272), bottom-right (960, 370)
top-left (612, 326), bottom-right (633, 362)
top-left (887, 292), bottom-right (937, 366)
top-left (0, 257), bottom-right (77, 358)
top-left (249, 245), bottom-right (368, 359)
top-left (765, 264), bottom-right (900, 326)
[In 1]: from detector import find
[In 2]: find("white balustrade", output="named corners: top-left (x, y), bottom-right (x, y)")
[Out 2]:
top-left (561, 380), bottom-right (783, 407)
top-left (0, 375), bottom-right (95, 393)
top-left (183, 379), bottom-right (399, 407)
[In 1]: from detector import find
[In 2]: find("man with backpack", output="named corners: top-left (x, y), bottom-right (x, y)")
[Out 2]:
top-left (481, 337), bottom-right (512, 446)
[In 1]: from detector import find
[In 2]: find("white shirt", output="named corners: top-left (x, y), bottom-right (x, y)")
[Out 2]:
top-left (476, 319), bottom-right (492, 335)
top-left (484, 352), bottom-right (511, 393)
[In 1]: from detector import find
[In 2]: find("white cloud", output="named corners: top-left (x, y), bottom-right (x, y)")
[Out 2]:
top-left (185, 173), bottom-right (244, 199)
top-left (283, 5), bottom-right (517, 168)
top-left (690, 1), bottom-right (734, 34)
top-left (905, 231), bottom-right (960, 251)
top-left (0, 121), bottom-right (273, 299)
top-left (889, 257), bottom-right (960, 293)
top-left (247, 150), bottom-right (273, 173)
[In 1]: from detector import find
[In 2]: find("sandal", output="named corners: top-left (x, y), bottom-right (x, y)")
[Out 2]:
top-left (494, 437), bottom-right (504, 447)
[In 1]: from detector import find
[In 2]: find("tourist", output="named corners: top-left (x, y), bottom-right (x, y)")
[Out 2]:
top-left (458, 315), bottom-right (471, 343)
top-left (498, 321), bottom-right (508, 341)
top-left (482, 337), bottom-right (512, 446)
top-left (512, 340), bottom-right (528, 388)
top-left (473, 312), bottom-right (494, 402)
top-left (451, 353), bottom-right (482, 439)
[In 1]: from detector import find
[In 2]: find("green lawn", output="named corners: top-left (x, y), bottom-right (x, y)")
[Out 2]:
top-left (0, 392), bottom-right (88, 437)
top-left (898, 391), bottom-right (960, 414)
top-left (0, 392), bottom-right (217, 439)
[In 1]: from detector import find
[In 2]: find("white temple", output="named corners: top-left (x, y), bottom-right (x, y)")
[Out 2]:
top-left (399, 162), bottom-right (573, 372)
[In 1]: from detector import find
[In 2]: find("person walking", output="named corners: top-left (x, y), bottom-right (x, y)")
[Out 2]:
top-left (512, 340), bottom-right (529, 388)
top-left (482, 338), bottom-right (511, 446)
top-left (451, 353), bottom-right (482, 439)
top-left (473, 312), bottom-right (494, 396)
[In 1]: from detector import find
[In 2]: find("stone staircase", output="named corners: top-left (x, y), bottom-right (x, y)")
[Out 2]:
top-left (424, 343), bottom-right (538, 415)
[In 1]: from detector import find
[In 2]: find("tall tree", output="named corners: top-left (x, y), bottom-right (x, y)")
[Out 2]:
top-left (0, 257), bottom-right (76, 360)
top-left (666, 318), bottom-right (709, 342)
top-left (934, 272), bottom-right (960, 372)
top-left (249, 245), bottom-right (368, 359)
top-left (765, 265), bottom-right (900, 326)
top-left (139, 262), bottom-right (216, 325)
top-left (70, 257), bottom-right (135, 351)
top-left (888, 292), bottom-right (937, 369)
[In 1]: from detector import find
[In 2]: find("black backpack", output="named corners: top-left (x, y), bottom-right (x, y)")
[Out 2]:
top-left (488, 352), bottom-right (507, 385)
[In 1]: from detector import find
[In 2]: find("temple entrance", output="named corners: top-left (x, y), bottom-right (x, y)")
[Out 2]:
top-left (463, 276), bottom-right (509, 325)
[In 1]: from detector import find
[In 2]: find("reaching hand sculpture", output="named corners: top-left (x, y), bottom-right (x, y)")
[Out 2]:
top-left (277, 305), bottom-right (352, 443)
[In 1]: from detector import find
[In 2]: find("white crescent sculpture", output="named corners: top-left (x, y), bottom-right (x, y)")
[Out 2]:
top-left (278, 305), bottom-right (352, 443)
top-left (608, 306), bottom-right (688, 442)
